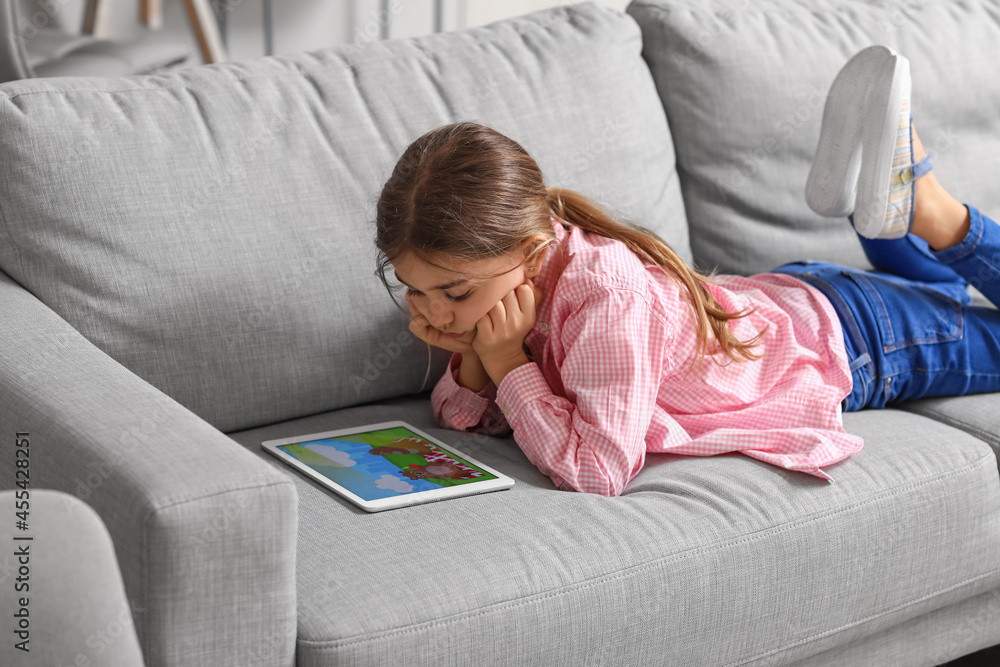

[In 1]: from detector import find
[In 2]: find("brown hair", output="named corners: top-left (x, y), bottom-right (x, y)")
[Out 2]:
top-left (373, 121), bottom-right (766, 372)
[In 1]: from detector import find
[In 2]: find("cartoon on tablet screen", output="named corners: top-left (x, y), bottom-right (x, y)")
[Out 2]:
top-left (369, 436), bottom-right (484, 481)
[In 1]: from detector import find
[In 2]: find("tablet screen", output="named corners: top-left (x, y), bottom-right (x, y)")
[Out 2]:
top-left (275, 424), bottom-right (499, 501)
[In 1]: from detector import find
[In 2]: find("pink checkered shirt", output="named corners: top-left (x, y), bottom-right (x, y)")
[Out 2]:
top-left (431, 217), bottom-right (863, 496)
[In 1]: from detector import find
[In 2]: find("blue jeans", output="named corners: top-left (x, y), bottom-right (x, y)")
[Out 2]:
top-left (772, 204), bottom-right (1000, 412)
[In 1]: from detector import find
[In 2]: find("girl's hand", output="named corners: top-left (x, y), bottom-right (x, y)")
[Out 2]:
top-left (405, 293), bottom-right (475, 355)
top-left (473, 279), bottom-right (543, 373)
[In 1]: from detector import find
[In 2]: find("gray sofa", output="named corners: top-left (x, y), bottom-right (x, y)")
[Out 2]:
top-left (1, 1), bottom-right (999, 665)
top-left (0, 488), bottom-right (147, 665)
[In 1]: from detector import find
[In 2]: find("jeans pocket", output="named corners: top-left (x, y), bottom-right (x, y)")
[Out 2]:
top-left (842, 270), bottom-right (964, 353)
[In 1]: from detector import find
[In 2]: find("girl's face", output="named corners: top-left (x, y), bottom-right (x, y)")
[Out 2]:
top-left (392, 236), bottom-right (549, 345)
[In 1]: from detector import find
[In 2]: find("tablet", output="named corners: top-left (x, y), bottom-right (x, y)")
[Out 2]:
top-left (261, 420), bottom-right (514, 512)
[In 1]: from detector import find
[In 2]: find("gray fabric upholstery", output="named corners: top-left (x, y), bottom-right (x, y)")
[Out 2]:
top-left (1, 1), bottom-right (999, 665)
top-left (900, 393), bottom-right (1000, 474)
top-left (230, 399), bottom-right (1000, 666)
top-left (0, 270), bottom-right (298, 666)
top-left (0, 489), bottom-right (146, 667)
top-left (787, 587), bottom-right (1000, 667)
top-left (627, 0), bottom-right (1000, 277)
top-left (0, 1), bottom-right (688, 434)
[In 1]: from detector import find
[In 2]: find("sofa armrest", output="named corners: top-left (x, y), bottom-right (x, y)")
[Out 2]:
top-left (0, 271), bottom-right (298, 667)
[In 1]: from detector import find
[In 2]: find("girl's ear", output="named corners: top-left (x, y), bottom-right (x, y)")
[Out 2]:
top-left (520, 234), bottom-right (551, 263)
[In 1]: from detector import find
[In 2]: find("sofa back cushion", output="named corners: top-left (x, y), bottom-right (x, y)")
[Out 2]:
top-left (0, 1), bottom-right (688, 432)
top-left (628, 0), bottom-right (1000, 276)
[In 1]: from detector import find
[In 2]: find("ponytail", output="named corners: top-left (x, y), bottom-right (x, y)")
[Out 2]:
top-left (546, 187), bottom-right (766, 374)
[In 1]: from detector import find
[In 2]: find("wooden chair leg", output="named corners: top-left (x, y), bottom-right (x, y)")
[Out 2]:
top-left (141, 0), bottom-right (163, 31)
top-left (182, 0), bottom-right (228, 64)
top-left (82, 0), bottom-right (112, 38)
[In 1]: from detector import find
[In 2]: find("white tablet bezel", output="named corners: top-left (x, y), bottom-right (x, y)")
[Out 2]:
top-left (261, 420), bottom-right (514, 512)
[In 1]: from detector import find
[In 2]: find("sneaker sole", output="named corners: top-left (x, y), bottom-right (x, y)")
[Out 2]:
top-left (853, 51), bottom-right (910, 238)
top-left (805, 46), bottom-right (893, 218)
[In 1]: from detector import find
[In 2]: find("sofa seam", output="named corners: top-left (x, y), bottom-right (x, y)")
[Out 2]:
top-left (143, 478), bottom-right (295, 515)
top-left (627, 0), bottom-right (912, 22)
top-left (898, 406), bottom-right (1000, 449)
top-left (296, 453), bottom-right (995, 649)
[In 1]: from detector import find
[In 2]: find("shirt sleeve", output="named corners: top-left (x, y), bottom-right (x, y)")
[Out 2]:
top-left (495, 284), bottom-right (673, 497)
top-left (431, 352), bottom-right (512, 436)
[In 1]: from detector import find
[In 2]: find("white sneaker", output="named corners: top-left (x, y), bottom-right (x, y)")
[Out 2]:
top-left (807, 45), bottom-right (933, 239)
top-left (853, 47), bottom-right (918, 239)
top-left (805, 45), bottom-right (892, 218)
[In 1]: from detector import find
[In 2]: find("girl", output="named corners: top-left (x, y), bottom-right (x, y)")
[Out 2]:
top-left (373, 45), bottom-right (1000, 497)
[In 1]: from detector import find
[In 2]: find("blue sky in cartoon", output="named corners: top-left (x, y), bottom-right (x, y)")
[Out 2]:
top-left (286, 438), bottom-right (443, 500)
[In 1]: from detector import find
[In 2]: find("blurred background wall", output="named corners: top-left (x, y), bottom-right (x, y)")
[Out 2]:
top-left (15, 0), bottom-right (630, 64)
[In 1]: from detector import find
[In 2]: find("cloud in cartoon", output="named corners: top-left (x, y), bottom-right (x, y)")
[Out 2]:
top-left (375, 475), bottom-right (414, 493)
top-left (304, 443), bottom-right (357, 467)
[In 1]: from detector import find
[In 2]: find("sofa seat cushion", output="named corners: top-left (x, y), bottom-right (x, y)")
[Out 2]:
top-left (627, 0), bottom-right (1000, 277)
top-left (228, 398), bottom-right (1000, 666)
top-left (901, 394), bottom-right (1000, 476)
top-left (0, 2), bottom-right (687, 433)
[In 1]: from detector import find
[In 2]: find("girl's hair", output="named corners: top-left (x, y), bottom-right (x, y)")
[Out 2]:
top-left (373, 121), bottom-right (766, 371)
